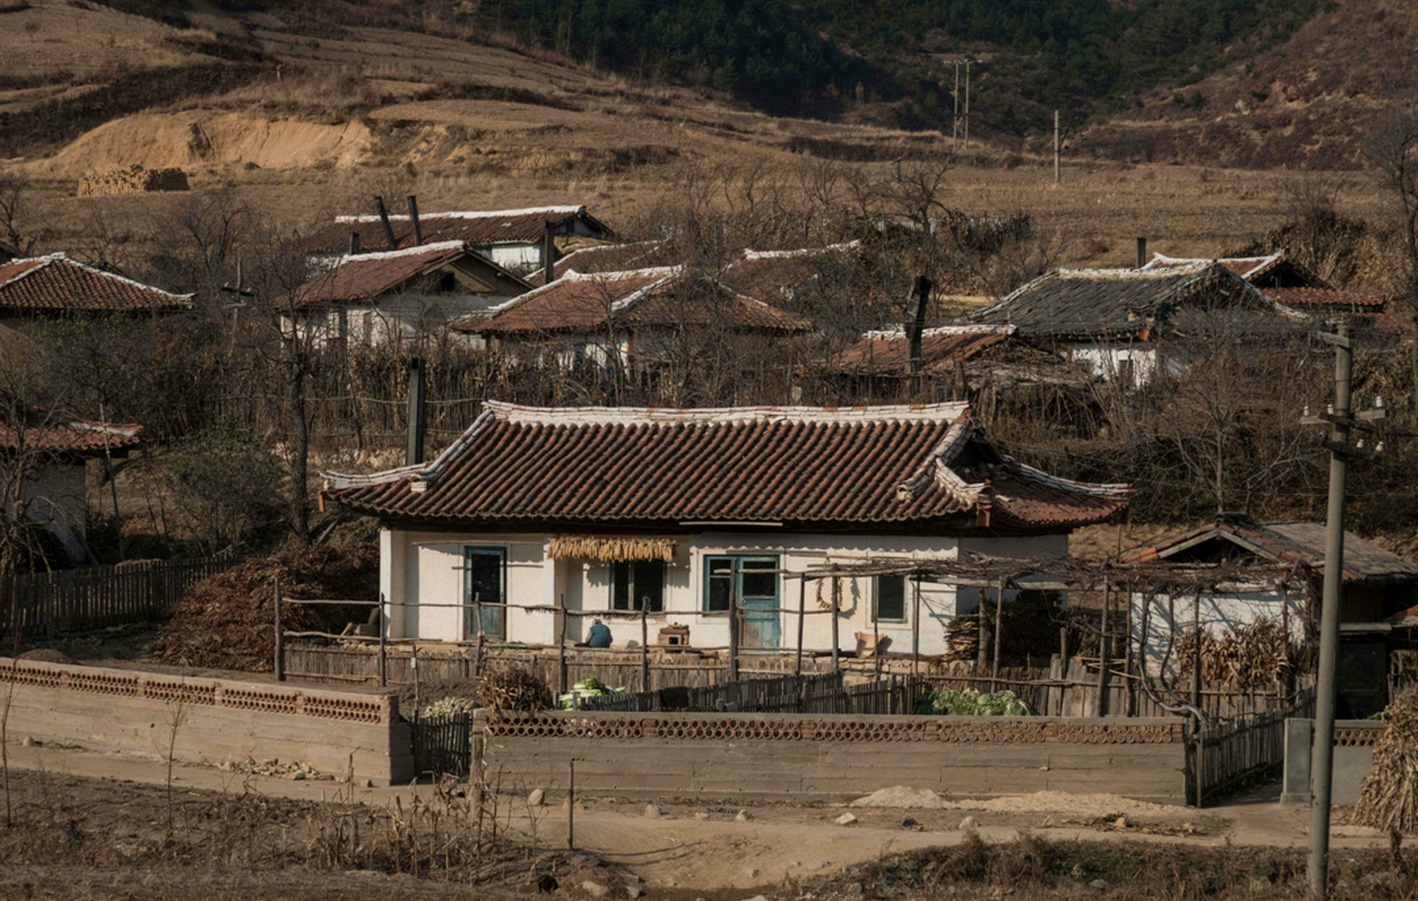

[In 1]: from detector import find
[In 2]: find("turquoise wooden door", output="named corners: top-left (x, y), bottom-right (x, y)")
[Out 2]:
top-left (464, 547), bottom-right (505, 639)
top-left (738, 557), bottom-right (781, 649)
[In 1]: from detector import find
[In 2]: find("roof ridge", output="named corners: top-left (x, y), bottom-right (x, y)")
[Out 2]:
top-left (0, 253), bottom-right (64, 291)
top-left (334, 206), bottom-right (585, 224)
top-left (334, 240), bottom-right (468, 263)
top-left (0, 253), bottom-right (193, 302)
top-left (861, 324), bottom-right (1015, 340)
top-left (740, 241), bottom-right (860, 261)
top-left (482, 399), bottom-right (972, 427)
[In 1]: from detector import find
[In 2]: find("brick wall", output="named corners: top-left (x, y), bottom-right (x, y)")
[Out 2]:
top-left (0, 658), bottom-right (412, 785)
top-left (478, 710), bottom-right (1190, 804)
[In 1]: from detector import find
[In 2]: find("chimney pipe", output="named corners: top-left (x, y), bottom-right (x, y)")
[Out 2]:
top-left (542, 222), bottom-right (557, 285)
top-left (904, 275), bottom-right (932, 376)
top-left (406, 357), bottom-right (427, 467)
top-left (375, 196), bottom-right (397, 249)
top-left (1136, 237), bottom-right (1147, 270)
top-left (348, 232), bottom-right (360, 256)
top-left (407, 195), bottom-right (423, 246)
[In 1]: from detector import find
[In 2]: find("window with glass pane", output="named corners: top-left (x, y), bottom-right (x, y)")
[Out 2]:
top-left (875, 575), bottom-right (906, 622)
top-left (740, 558), bottom-right (777, 598)
top-left (612, 560), bottom-right (665, 612)
top-left (705, 556), bottom-right (734, 611)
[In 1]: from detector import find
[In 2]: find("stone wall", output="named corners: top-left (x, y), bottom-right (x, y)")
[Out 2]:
top-left (78, 166), bottom-right (190, 197)
top-left (478, 710), bottom-right (1191, 804)
top-left (1280, 718), bottom-right (1381, 805)
top-left (0, 657), bottom-right (412, 785)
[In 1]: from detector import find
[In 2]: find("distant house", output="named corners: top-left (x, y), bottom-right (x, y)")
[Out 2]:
top-left (970, 263), bottom-right (1308, 387)
top-left (718, 243), bottom-right (860, 309)
top-left (1127, 513), bottom-right (1418, 718)
top-left (1143, 250), bottom-right (1391, 323)
top-left (0, 253), bottom-right (193, 322)
top-left (300, 205), bottom-right (614, 275)
top-left (451, 267), bottom-right (812, 371)
top-left (524, 241), bottom-right (666, 287)
top-left (0, 409), bottom-right (142, 565)
top-left (323, 401), bottom-right (1128, 654)
top-left (287, 241), bottom-right (530, 346)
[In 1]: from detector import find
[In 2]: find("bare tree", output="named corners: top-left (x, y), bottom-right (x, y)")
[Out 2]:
top-left (0, 172), bottom-right (37, 258)
top-left (1365, 107), bottom-right (1418, 411)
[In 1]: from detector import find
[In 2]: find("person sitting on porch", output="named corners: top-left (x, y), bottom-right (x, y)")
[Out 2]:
top-left (587, 619), bottom-right (612, 648)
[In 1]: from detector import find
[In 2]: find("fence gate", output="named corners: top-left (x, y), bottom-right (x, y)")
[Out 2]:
top-left (411, 713), bottom-right (472, 777)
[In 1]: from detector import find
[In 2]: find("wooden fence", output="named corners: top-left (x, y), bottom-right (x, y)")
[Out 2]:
top-left (1, 550), bottom-right (239, 642)
top-left (411, 712), bottom-right (473, 778)
top-left (1192, 692), bottom-right (1316, 804)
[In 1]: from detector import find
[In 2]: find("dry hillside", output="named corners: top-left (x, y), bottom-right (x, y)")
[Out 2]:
top-left (1076, 0), bottom-right (1418, 168)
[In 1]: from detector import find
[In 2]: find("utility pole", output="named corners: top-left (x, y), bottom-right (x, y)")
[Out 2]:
top-left (1301, 321), bottom-right (1384, 899)
top-left (1054, 109), bottom-right (1061, 184)
top-left (952, 61), bottom-right (961, 148)
top-left (963, 60), bottom-right (972, 150)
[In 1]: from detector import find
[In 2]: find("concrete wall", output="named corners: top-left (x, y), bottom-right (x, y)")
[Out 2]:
top-left (382, 528), bottom-right (1070, 655)
top-left (1280, 718), bottom-right (1381, 805)
top-left (0, 657), bottom-right (413, 785)
top-left (478, 710), bottom-right (1190, 804)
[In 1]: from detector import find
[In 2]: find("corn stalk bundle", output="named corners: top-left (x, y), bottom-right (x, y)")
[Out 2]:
top-left (476, 666), bottom-right (553, 711)
top-left (1354, 687), bottom-right (1418, 833)
top-left (546, 535), bottom-right (676, 563)
top-left (1176, 617), bottom-right (1296, 691)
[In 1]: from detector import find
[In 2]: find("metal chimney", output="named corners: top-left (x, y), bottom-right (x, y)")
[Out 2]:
top-left (542, 221), bottom-right (557, 285)
top-left (1136, 237), bottom-right (1147, 270)
top-left (375, 196), bottom-right (397, 249)
top-left (904, 275), bottom-right (932, 376)
top-left (406, 357), bottom-right (427, 467)
top-left (407, 195), bottom-right (423, 246)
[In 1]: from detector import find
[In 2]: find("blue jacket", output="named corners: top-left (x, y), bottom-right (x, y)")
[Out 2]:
top-left (587, 623), bottom-right (612, 648)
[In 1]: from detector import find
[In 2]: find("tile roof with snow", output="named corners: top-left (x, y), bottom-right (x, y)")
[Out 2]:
top-left (525, 241), bottom-right (667, 287)
top-left (0, 408), bottom-right (142, 457)
top-left (719, 242), bottom-right (859, 304)
top-left (972, 263), bottom-right (1307, 339)
top-left (290, 241), bottom-right (529, 307)
top-left (300, 205), bottom-right (611, 254)
top-left (454, 267), bottom-right (813, 334)
top-left (1142, 251), bottom-right (1329, 288)
top-left (323, 401), bottom-right (1129, 532)
top-left (0, 254), bottom-right (193, 314)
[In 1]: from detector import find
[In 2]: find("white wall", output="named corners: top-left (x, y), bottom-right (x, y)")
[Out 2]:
top-left (380, 528), bottom-right (1073, 656)
top-left (1063, 343), bottom-right (1158, 388)
top-left (1129, 586), bottom-right (1305, 675)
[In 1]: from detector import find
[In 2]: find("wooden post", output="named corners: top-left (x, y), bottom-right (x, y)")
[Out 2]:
top-left (1095, 579), bottom-right (1110, 717)
top-left (1191, 593), bottom-right (1202, 715)
top-left (411, 642), bottom-right (421, 715)
top-left (1053, 109), bottom-right (1061, 184)
top-left (728, 559), bottom-right (740, 682)
top-left (912, 575), bottom-right (922, 682)
top-left (872, 583), bottom-right (881, 679)
top-left (566, 759), bottom-right (576, 850)
top-left (557, 592), bottom-right (568, 695)
top-left (991, 577), bottom-right (1005, 689)
top-left (640, 605), bottom-right (650, 692)
top-left (378, 592), bottom-right (387, 688)
top-left (794, 576), bottom-right (806, 677)
top-left (830, 568), bottom-right (841, 675)
top-left (273, 577), bottom-right (285, 682)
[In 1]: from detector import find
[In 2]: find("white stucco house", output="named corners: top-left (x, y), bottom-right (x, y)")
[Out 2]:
top-left (323, 402), bottom-right (1128, 656)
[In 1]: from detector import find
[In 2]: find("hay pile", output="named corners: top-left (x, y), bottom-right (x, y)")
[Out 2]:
top-left (476, 666), bottom-right (553, 711)
top-left (945, 617), bottom-right (979, 661)
top-left (153, 543), bottom-right (378, 672)
top-left (1176, 617), bottom-right (1296, 691)
top-left (1354, 687), bottom-right (1418, 833)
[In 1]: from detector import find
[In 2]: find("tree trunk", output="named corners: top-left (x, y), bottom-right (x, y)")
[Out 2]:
top-left (288, 354), bottom-right (310, 546)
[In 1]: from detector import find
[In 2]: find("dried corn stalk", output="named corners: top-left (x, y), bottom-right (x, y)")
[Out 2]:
top-left (1354, 687), bottom-right (1418, 833)
top-left (1176, 617), bottom-right (1297, 691)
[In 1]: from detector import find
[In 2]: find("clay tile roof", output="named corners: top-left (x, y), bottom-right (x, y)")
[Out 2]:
top-left (829, 325), bottom-right (1016, 374)
top-left (0, 408), bottom-right (142, 457)
top-left (0, 254), bottom-right (193, 314)
top-left (290, 242), bottom-right (528, 307)
top-left (1142, 251), bottom-right (1330, 288)
top-left (455, 267), bottom-right (813, 334)
top-left (1126, 513), bottom-right (1418, 582)
top-left (973, 263), bottom-right (1305, 339)
top-left (1263, 287), bottom-right (1386, 311)
top-left (300, 206), bottom-right (610, 254)
top-left (323, 402), bottom-right (1128, 531)
top-left (525, 241), bottom-right (667, 287)
top-left (719, 242), bottom-right (858, 305)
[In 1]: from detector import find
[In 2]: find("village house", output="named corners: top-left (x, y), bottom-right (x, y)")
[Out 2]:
top-left (524, 240), bottom-right (667, 287)
top-left (969, 262), bottom-right (1309, 387)
top-left (0, 253), bottom-right (193, 322)
top-left (300, 204), bottom-right (613, 275)
top-left (1127, 512), bottom-right (1418, 718)
top-left (450, 266), bottom-right (812, 371)
top-left (322, 401), bottom-right (1128, 655)
top-left (717, 242), bottom-right (860, 309)
top-left (0, 408), bottom-right (143, 565)
top-left (286, 241), bottom-right (530, 347)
